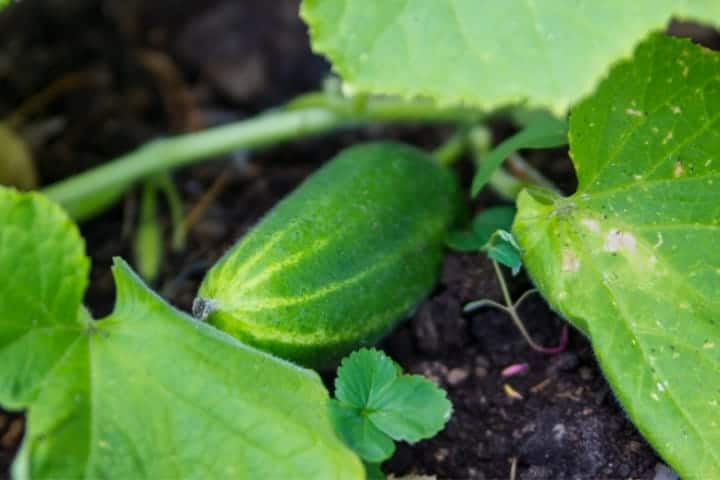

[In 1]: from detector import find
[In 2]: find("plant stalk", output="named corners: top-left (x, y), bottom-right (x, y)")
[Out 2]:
top-left (491, 260), bottom-right (567, 354)
top-left (42, 108), bottom-right (348, 220)
top-left (43, 93), bottom-right (484, 221)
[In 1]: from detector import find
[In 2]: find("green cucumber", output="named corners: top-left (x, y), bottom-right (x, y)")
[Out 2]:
top-left (196, 141), bottom-right (462, 368)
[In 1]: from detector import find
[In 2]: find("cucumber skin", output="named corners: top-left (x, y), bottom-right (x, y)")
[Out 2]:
top-left (198, 142), bottom-right (462, 368)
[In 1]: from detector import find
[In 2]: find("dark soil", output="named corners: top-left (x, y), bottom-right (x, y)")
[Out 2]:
top-left (2, 1), bottom-right (717, 479)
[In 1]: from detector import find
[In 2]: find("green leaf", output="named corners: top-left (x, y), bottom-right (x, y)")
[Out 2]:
top-left (301, 1), bottom-right (720, 113)
top-left (333, 348), bottom-right (451, 456)
top-left (472, 207), bottom-right (517, 244)
top-left (335, 348), bottom-right (399, 408)
top-left (446, 206), bottom-right (516, 253)
top-left (445, 230), bottom-right (483, 252)
top-left (0, 188), bottom-right (363, 479)
top-left (363, 461), bottom-right (386, 480)
top-left (329, 400), bottom-right (395, 463)
top-left (0, 187), bottom-right (89, 407)
top-left (471, 119), bottom-right (567, 196)
top-left (366, 375), bottom-right (452, 443)
top-left (485, 230), bottom-right (522, 275)
top-left (513, 34), bottom-right (720, 479)
top-left (13, 260), bottom-right (363, 479)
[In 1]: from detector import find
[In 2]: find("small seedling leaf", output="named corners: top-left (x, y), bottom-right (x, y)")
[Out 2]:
top-left (471, 119), bottom-right (567, 196)
top-left (446, 206), bottom-right (516, 252)
top-left (472, 207), bottom-right (517, 244)
top-left (484, 230), bottom-right (522, 275)
top-left (333, 348), bottom-right (452, 457)
top-left (366, 375), bottom-right (452, 443)
top-left (301, 1), bottom-right (719, 113)
top-left (329, 400), bottom-right (395, 463)
top-left (335, 347), bottom-right (399, 408)
top-left (445, 230), bottom-right (483, 252)
top-left (514, 34), bottom-right (720, 478)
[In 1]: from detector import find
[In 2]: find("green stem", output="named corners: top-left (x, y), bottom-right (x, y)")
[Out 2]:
top-left (468, 126), bottom-right (526, 200)
top-left (43, 93), bottom-right (485, 221)
top-left (155, 173), bottom-right (186, 252)
top-left (492, 260), bottom-right (545, 352)
top-left (468, 126), bottom-right (561, 200)
top-left (433, 128), bottom-right (469, 167)
top-left (491, 261), bottom-right (567, 354)
top-left (287, 92), bottom-right (482, 124)
top-left (43, 108), bottom-right (347, 220)
top-left (506, 153), bottom-right (561, 195)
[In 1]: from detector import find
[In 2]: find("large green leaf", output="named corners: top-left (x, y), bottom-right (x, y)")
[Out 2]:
top-left (301, 1), bottom-right (720, 113)
top-left (514, 35), bottom-right (720, 478)
top-left (0, 188), bottom-right (89, 408)
top-left (0, 187), bottom-right (363, 479)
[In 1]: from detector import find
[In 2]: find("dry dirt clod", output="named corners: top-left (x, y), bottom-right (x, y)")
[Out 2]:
top-left (446, 367), bottom-right (470, 386)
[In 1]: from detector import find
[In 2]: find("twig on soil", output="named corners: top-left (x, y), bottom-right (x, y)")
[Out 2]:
top-left (509, 456), bottom-right (518, 480)
top-left (4, 68), bottom-right (109, 129)
top-left (181, 166), bottom-right (235, 239)
top-left (530, 377), bottom-right (553, 393)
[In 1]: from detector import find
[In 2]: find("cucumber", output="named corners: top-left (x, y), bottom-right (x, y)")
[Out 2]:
top-left (196, 141), bottom-right (462, 368)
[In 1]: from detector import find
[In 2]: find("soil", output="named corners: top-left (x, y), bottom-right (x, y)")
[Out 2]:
top-left (1, 2), bottom-right (717, 479)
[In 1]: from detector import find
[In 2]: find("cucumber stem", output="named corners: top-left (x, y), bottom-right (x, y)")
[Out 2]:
top-left (43, 108), bottom-right (347, 221)
top-left (43, 92), bottom-right (485, 221)
top-left (469, 126), bottom-right (562, 200)
top-left (433, 128), bottom-right (469, 166)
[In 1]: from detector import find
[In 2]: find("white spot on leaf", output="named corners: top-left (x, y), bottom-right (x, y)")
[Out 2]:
top-left (673, 161), bottom-right (684, 178)
top-left (562, 250), bottom-right (580, 273)
top-left (654, 233), bottom-right (664, 249)
top-left (604, 229), bottom-right (636, 253)
top-left (580, 218), bottom-right (600, 232)
top-left (626, 108), bottom-right (643, 117)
